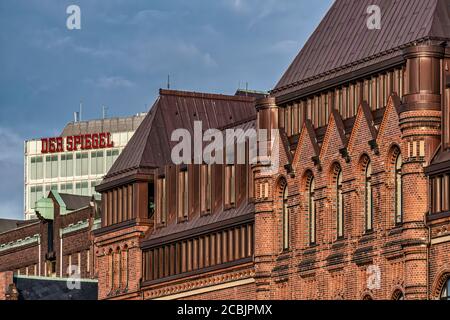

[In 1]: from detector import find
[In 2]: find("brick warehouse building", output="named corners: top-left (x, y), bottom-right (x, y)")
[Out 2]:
top-left (0, 191), bottom-right (100, 279)
top-left (1, 0), bottom-right (450, 300)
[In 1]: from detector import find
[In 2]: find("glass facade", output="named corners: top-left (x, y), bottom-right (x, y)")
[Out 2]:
top-left (25, 130), bottom-right (137, 219)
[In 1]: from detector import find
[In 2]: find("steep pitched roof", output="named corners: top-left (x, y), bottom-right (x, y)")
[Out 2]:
top-left (273, 0), bottom-right (450, 97)
top-left (102, 89), bottom-right (257, 184)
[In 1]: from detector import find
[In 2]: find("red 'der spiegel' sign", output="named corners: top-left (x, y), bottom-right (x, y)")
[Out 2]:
top-left (41, 133), bottom-right (114, 153)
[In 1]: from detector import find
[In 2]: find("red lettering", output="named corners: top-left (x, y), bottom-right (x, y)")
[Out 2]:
top-left (48, 138), bottom-right (56, 153)
top-left (85, 134), bottom-right (92, 150)
top-left (56, 137), bottom-right (64, 152)
top-left (92, 133), bottom-right (99, 149)
top-left (41, 138), bottom-right (49, 153)
top-left (106, 133), bottom-right (114, 148)
top-left (73, 135), bottom-right (81, 151)
top-left (99, 133), bottom-right (106, 148)
top-left (66, 136), bottom-right (73, 151)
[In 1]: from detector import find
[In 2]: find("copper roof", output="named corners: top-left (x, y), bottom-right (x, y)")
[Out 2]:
top-left (273, 0), bottom-right (450, 98)
top-left (59, 193), bottom-right (92, 211)
top-left (102, 89), bottom-right (257, 184)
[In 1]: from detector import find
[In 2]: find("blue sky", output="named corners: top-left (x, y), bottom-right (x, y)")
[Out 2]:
top-left (0, 0), bottom-right (333, 220)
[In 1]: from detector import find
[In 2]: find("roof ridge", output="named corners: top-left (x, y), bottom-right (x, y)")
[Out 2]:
top-left (159, 89), bottom-right (255, 102)
top-left (272, 37), bottom-right (430, 94)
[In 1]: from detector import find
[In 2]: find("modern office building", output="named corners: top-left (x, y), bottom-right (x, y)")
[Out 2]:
top-left (24, 114), bottom-right (146, 220)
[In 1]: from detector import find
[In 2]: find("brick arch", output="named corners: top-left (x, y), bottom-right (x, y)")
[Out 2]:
top-left (328, 161), bottom-right (342, 186)
top-left (386, 143), bottom-right (402, 173)
top-left (431, 270), bottom-right (450, 299)
top-left (302, 169), bottom-right (315, 192)
top-left (361, 290), bottom-right (374, 300)
top-left (358, 153), bottom-right (371, 176)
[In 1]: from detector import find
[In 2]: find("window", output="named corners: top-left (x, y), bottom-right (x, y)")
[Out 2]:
top-left (282, 184), bottom-right (289, 250)
top-left (91, 181), bottom-right (100, 195)
top-left (29, 185), bottom-right (43, 209)
top-left (178, 170), bottom-right (189, 220)
top-left (106, 149), bottom-right (120, 171)
top-left (45, 155), bottom-right (58, 179)
top-left (45, 184), bottom-right (58, 194)
top-left (441, 278), bottom-right (450, 300)
top-left (225, 165), bottom-right (235, 206)
top-left (76, 181), bottom-right (89, 196)
top-left (76, 153), bottom-right (88, 176)
top-left (394, 154), bottom-right (403, 224)
top-left (431, 174), bottom-right (450, 214)
top-left (60, 183), bottom-right (73, 193)
top-left (308, 176), bottom-right (316, 244)
top-left (365, 160), bottom-right (373, 232)
top-left (60, 154), bottom-right (73, 177)
top-left (201, 165), bottom-right (212, 213)
top-left (91, 151), bottom-right (104, 175)
top-left (30, 156), bottom-right (43, 180)
top-left (336, 168), bottom-right (344, 238)
top-left (157, 177), bottom-right (167, 224)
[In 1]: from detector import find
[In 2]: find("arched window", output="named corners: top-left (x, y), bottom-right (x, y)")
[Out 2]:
top-left (392, 289), bottom-right (404, 300)
top-left (441, 278), bottom-right (450, 300)
top-left (336, 169), bottom-right (343, 238)
top-left (365, 160), bottom-right (373, 232)
top-left (394, 153), bottom-right (403, 224)
top-left (308, 176), bottom-right (316, 245)
top-left (282, 184), bottom-right (289, 250)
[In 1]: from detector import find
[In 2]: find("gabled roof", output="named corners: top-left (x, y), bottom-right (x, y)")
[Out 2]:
top-left (273, 0), bottom-right (450, 97)
top-left (59, 193), bottom-right (91, 211)
top-left (101, 89), bottom-right (257, 184)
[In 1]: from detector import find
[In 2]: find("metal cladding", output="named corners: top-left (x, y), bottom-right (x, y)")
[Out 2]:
top-left (273, 0), bottom-right (450, 99)
top-left (101, 89), bottom-right (257, 185)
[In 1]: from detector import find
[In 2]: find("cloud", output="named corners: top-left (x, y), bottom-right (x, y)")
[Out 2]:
top-left (85, 76), bottom-right (135, 89)
top-left (177, 43), bottom-right (218, 67)
top-left (0, 127), bottom-right (23, 163)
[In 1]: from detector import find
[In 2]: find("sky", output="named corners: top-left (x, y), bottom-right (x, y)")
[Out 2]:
top-left (0, 0), bottom-right (333, 220)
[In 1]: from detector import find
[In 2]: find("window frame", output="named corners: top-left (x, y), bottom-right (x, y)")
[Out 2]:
top-left (364, 160), bottom-right (373, 232)
top-left (282, 183), bottom-right (289, 251)
top-left (336, 168), bottom-right (344, 239)
top-left (308, 176), bottom-right (316, 245)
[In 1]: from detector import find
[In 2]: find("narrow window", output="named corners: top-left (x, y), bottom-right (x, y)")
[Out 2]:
top-left (225, 165), bottom-right (235, 206)
top-left (178, 170), bottom-right (188, 220)
top-left (282, 184), bottom-right (289, 250)
top-left (441, 278), bottom-right (450, 300)
top-left (201, 164), bottom-right (212, 213)
top-left (157, 177), bottom-right (166, 224)
top-left (309, 176), bottom-right (316, 244)
top-left (395, 154), bottom-right (403, 224)
top-left (365, 161), bottom-right (373, 232)
top-left (336, 169), bottom-right (344, 238)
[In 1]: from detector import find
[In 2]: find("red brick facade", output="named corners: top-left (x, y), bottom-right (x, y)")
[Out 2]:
top-left (0, 192), bottom-right (98, 281)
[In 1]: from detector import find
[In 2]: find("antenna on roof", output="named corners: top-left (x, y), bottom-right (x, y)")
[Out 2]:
top-left (102, 105), bottom-right (108, 119)
top-left (79, 100), bottom-right (83, 122)
top-left (167, 74), bottom-right (170, 89)
top-left (245, 82), bottom-right (248, 96)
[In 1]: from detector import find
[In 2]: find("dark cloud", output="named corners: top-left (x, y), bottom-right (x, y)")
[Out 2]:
top-left (0, 0), bottom-right (332, 219)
